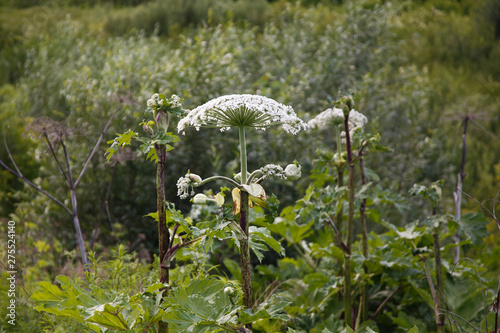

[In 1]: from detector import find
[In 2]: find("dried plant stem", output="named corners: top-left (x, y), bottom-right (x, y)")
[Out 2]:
top-left (155, 143), bottom-right (169, 333)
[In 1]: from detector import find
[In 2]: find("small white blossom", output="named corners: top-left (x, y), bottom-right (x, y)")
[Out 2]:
top-left (177, 94), bottom-right (306, 134)
top-left (308, 107), bottom-right (345, 129)
top-left (171, 94), bottom-right (182, 108)
top-left (348, 110), bottom-right (368, 130)
top-left (147, 99), bottom-right (156, 107)
top-left (261, 164), bottom-right (286, 180)
top-left (177, 175), bottom-right (195, 199)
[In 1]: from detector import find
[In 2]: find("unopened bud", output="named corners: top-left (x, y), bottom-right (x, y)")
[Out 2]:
top-left (224, 286), bottom-right (235, 296)
top-left (155, 111), bottom-right (170, 133)
top-left (142, 124), bottom-right (153, 136)
top-left (193, 193), bottom-right (209, 205)
top-left (188, 173), bottom-right (202, 183)
top-left (284, 163), bottom-right (301, 181)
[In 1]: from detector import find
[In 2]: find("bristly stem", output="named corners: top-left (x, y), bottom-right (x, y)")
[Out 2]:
top-left (453, 116), bottom-right (469, 263)
top-left (155, 143), bottom-right (169, 333)
top-left (360, 157), bottom-right (369, 322)
top-left (344, 112), bottom-right (355, 329)
top-left (432, 207), bottom-right (445, 333)
top-left (238, 126), bottom-right (253, 331)
top-left (336, 124), bottom-right (342, 158)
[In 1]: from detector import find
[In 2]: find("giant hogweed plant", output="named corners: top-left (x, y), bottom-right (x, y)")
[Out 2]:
top-left (308, 95), bottom-right (389, 329)
top-left (175, 94), bottom-right (306, 331)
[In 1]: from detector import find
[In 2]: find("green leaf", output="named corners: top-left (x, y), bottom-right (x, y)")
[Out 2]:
top-left (86, 303), bottom-right (129, 330)
top-left (458, 212), bottom-right (489, 245)
top-left (163, 279), bottom-right (239, 331)
top-left (249, 226), bottom-right (285, 262)
top-left (239, 295), bottom-right (289, 324)
top-left (407, 327), bottom-right (419, 333)
top-left (341, 327), bottom-right (355, 333)
top-left (105, 130), bottom-right (138, 161)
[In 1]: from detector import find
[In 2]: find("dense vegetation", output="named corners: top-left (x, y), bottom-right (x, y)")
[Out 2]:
top-left (0, 0), bottom-right (499, 332)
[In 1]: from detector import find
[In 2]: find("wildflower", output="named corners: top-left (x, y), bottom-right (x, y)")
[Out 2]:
top-left (261, 164), bottom-right (286, 180)
top-left (177, 94), bottom-right (306, 134)
top-left (176, 175), bottom-right (195, 199)
top-left (348, 110), bottom-right (368, 130)
top-left (147, 99), bottom-right (156, 107)
top-left (308, 107), bottom-right (345, 129)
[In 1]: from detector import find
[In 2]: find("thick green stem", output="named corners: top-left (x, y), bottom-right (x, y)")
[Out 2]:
top-left (360, 158), bottom-right (369, 322)
top-left (238, 126), bottom-right (253, 331)
top-left (239, 126), bottom-right (248, 184)
top-left (432, 207), bottom-right (445, 333)
top-left (344, 114), bottom-right (355, 329)
top-left (155, 144), bottom-right (170, 333)
top-left (336, 125), bottom-right (342, 158)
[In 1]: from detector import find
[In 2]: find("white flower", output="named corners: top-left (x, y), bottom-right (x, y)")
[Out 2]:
top-left (261, 164), bottom-right (286, 180)
top-left (348, 110), bottom-right (368, 130)
top-left (308, 107), bottom-right (345, 129)
top-left (284, 163), bottom-right (301, 181)
top-left (147, 99), bottom-right (156, 107)
top-left (177, 94), bottom-right (306, 134)
top-left (177, 175), bottom-right (195, 199)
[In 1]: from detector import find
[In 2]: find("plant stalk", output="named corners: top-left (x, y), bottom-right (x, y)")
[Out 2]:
top-left (453, 116), bottom-right (468, 263)
top-left (344, 114), bottom-right (355, 329)
top-left (360, 157), bottom-right (369, 322)
top-left (432, 207), bottom-right (445, 333)
top-left (238, 126), bottom-right (253, 331)
top-left (155, 143), bottom-right (169, 333)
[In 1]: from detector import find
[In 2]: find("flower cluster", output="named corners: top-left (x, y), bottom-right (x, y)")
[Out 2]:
top-left (176, 173), bottom-right (202, 199)
top-left (261, 164), bottom-right (286, 180)
top-left (177, 94), bottom-right (306, 134)
top-left (308, 107), bottom-right (345, 129)
top-left (147, 93), bottom-right (182, 111)
top-left (348, 110), bottom-right (368, 130)
top-left (260, 163), bottom-right (301, 181)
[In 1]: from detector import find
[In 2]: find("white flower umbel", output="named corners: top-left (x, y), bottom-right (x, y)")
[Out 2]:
top-left (308, 107), bottom-right (345, 129)
top-left (348, 110), bottom-right (368, 130)
top-left (261, 164), bottom-right (286, 180)
top-left (177, 94), bottom-right (306, 135)
top-left (177, 174), bottom-right (196, 199)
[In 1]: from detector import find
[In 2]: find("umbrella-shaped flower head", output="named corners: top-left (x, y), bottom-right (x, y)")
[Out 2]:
top-left (177, 94), bottom-right (306, 134)
top-left (308, 107), bottom-right (345, 129)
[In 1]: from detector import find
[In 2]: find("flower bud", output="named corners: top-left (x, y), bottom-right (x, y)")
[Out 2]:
top-left (188, 173), bottom-right (202, 183)
top-left (284, 163), bottom-right (301, 181)
top-left (345, 95), bottom-right (354, 110)
top-left (193, 193), bottom-right (209, 205)
top-left (142, 124), bottom-right (153, 136)
top-left (224, 286), bottom-right (235, 296)
top-left (155, 111), bottom-right (170, 133)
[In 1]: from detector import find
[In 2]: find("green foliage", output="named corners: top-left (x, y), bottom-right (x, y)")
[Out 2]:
top-left (1, 0), bottom-right (500, 332)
